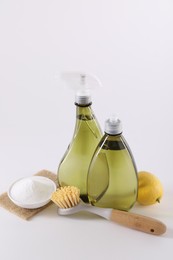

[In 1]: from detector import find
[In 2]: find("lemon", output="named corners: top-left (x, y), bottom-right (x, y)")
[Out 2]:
top-left (137, 171), bottom-right (163, 205)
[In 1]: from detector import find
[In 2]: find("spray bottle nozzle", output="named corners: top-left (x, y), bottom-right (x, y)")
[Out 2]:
top-left (61, 72), bottom-right (102, 105)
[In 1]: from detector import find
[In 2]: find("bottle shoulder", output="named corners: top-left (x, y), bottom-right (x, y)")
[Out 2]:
top-left (99, 134), bottom-right (128, 151)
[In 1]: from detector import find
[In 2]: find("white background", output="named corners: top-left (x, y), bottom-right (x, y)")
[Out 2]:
top-left (0, 1), bottom-right (173, 260)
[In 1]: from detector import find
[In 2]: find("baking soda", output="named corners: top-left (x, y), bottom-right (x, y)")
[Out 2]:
top-left (10, 177), bottom-right (54, 204)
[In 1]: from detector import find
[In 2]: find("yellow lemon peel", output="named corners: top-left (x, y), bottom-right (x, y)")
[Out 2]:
top-left (137, 171), bottom-right (163, 206)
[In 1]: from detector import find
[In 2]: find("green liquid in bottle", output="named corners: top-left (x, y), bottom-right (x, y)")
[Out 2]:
top-left (88, 134), bottom-right (138, 210)
top-left (58, 104), bottom-right (102, 203)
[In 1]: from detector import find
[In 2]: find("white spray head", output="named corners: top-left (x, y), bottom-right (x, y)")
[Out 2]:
top-left (61, 72), bottom-right (102, 105)
top-left (104, 115), bottom-right (122, 135)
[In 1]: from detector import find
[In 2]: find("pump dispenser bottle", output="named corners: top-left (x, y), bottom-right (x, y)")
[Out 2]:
top-left (57, 72), bottom-right (102, 202)
top-left (87, 116), bottom-right (138, 210)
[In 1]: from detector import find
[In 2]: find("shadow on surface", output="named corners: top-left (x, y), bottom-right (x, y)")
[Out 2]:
top-left (163, 227), bottom-right (173, 239)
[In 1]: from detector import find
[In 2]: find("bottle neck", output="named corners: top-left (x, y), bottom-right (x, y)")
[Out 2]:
top-left (75, 103), bottom-right (95, 120)
top-left (100, 133), bottom-right (125, 150)
top-left (75, 102), bottom-right (92, 107)
top-left (104, 132), bottom-right (122, 139)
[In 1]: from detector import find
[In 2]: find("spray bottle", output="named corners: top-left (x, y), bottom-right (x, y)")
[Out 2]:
top-left (87, 115), bottom-right (138, 210)
top-left (57, 72), bottom-right (102, 202)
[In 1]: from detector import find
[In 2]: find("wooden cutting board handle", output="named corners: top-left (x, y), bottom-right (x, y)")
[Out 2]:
top-left (110, 209), bottom-right (166, 235)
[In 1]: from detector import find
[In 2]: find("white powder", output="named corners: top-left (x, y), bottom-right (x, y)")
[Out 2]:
top-left (10, 177), bottom-right (55, 204)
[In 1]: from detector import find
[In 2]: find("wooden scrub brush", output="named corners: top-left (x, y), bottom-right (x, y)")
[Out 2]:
top-left (51, 186), bottom-right (166, 236)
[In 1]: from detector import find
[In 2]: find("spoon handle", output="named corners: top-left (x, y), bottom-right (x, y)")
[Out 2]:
top-left (110, 209), bottom-right (166, 235)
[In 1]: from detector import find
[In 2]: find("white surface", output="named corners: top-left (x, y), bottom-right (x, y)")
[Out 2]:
top-left (0, 1), bottom-right (173, 259)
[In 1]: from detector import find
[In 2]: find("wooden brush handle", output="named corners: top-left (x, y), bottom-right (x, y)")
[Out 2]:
top-left (110, 209), bottom-right (166, 235)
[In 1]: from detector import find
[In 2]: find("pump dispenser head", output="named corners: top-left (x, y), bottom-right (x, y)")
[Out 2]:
top-left (105, 115), bottom-right (122, 135)
top-left (61, 72), bottom-right (102, 105)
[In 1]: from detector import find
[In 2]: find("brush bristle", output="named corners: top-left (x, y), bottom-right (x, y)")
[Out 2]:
top-left (51, 186), bottom-right (80, 208)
